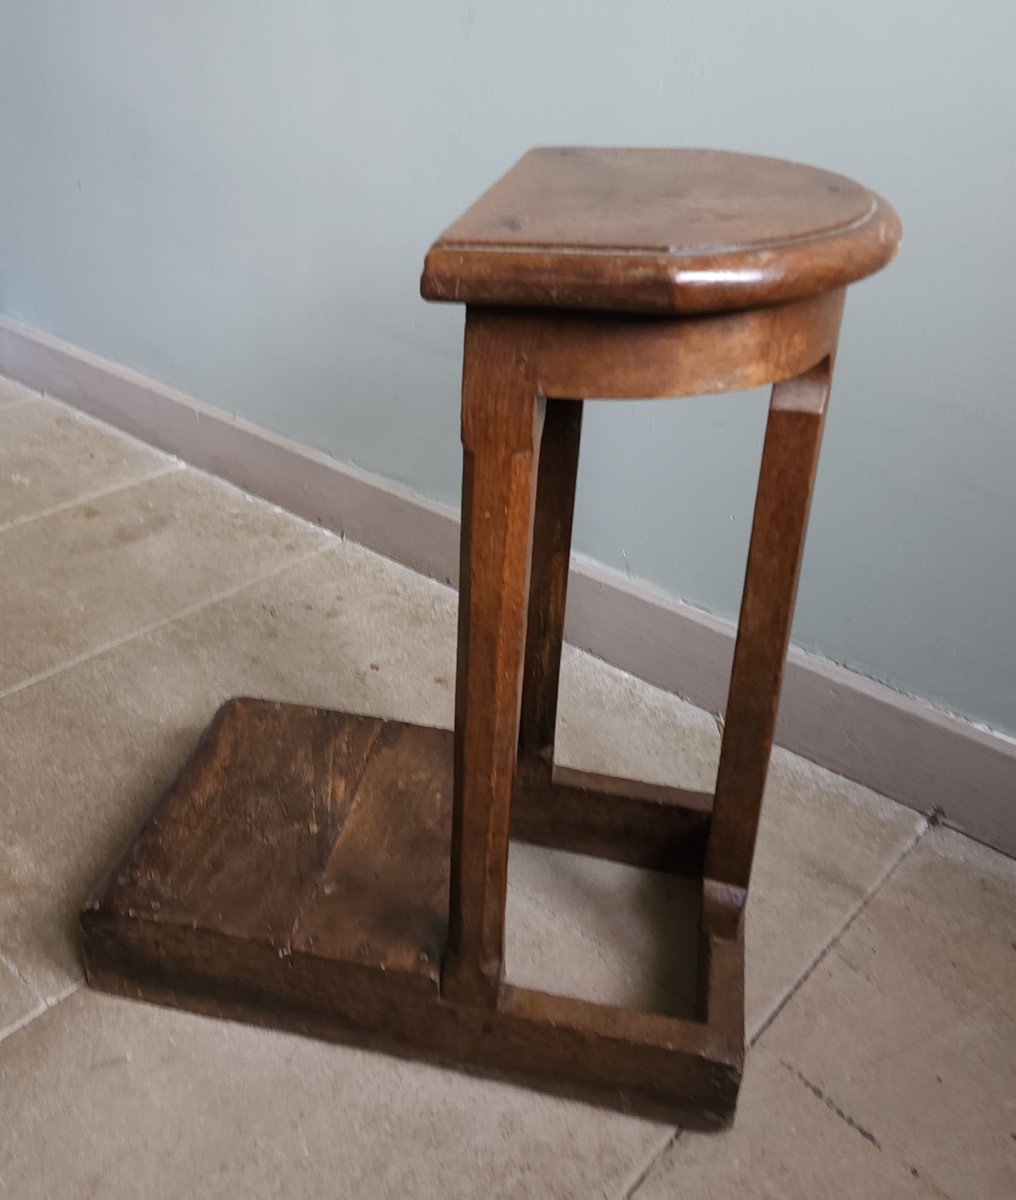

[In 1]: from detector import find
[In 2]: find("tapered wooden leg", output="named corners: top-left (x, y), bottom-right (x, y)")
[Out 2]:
top-left (704, 359), bottom-right (833, 935)
top-left (444, 309), bottom-right (545, 1009)
top-left (517, 397), bottom-right (583, 783)
top-left (509, 395), bottom-right (714, 873)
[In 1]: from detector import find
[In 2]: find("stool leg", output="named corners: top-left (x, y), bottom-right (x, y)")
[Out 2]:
top-left (444, 309), bottom-right (545, 1009)
top-left (704, 359), bottom-right (833, 934)
top-left (517, 398), bottom-right (583, 786)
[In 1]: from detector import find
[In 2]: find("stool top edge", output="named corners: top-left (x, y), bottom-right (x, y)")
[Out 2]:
top-left (421, 147), bottom-right (901, 315)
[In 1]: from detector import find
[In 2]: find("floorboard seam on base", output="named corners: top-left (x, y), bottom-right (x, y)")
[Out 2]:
top-left (285, 719), bottom-right (386, 952)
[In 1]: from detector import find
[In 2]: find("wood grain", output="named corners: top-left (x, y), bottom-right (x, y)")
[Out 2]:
top-left (518, 396), bottom-right (582, 780)
top-left (444, 309), bottom-right (545, 1009)
top-left (422, 147), bottom-right (900, 314)
top-left (513, 766), bottom-right (711, 872)
top-left (82, 698), bottom-right (742, 1128)
top-left (293, 722), bottom-right (454, 985)
top-left (529, 291), bottom-right (845, 400)
top-left (705, 360), bottom-right (833, 931)
top-left (90, 699), bottom-right (385, 950)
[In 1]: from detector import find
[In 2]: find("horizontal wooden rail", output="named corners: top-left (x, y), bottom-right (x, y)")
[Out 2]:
top-left (511, 763), bottom-right (712, 872)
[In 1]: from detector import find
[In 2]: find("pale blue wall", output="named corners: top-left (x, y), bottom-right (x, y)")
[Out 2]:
top-left (2, 1), bottom-right (1014, 733)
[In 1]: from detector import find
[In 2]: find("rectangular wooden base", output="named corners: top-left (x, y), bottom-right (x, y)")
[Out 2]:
top-left (81, 697), bottom-right (744, 1129)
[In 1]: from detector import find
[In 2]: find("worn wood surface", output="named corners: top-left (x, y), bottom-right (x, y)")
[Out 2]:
top-left (512, 766), bottom-right (712, 872)
top-left (422, 147), bottom-right (900, 314)
top-left (529, 290), bottom-right (845, 400)
top-left (90, 700), bottom-right (387, 951)
top-left (82, 697), bottom-right (741, 1128)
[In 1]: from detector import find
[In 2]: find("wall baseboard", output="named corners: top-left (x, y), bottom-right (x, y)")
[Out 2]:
top-left (2, 314), bottom-right (1013, 857)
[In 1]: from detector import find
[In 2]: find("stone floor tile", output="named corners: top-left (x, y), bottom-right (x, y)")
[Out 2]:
top-left (507, 843), bottom-right (701, 1018)
top-left (0, 952), bottom-right (40, 1034)
top-left (0, 988), bottom-right (667, 1200)
top-left (756, 827), bottom-right (1016, 1199)
top-left (555, 648), bottom-right (721, 793)
top-left (632, 1038), bottom-right (940, 1199)
top-left (744, 750), bottom-right (925, 1035)
top-left (0, 466), bottom-right (330, 692)
top-left (507, 847), bottom-right (700, 1017)
top-left (0, 396), bottom-right (174, 527)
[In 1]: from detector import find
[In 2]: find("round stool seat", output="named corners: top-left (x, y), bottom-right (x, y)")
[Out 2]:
top-left (421, 147), bottom-right (900, 315)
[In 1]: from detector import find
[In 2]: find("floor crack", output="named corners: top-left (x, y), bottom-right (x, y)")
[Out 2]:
top-left (751, 817), bottom-right (931, 1045)
top-left (780, 1060), bottom-right (882, 1149)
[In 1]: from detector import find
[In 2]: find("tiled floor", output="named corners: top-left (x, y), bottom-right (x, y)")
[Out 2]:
top-left (0, 376), bottom-right (1012, 1198)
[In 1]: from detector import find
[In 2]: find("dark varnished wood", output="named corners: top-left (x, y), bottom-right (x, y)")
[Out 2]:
top-left (293, 721), bottom-right (454, 981)
top-left (513, 765), bottom-right (712, 872)
top-left (704, 360), bottom-right (833, 934)
top-left (518, 396), bottom-right (582, 776)
top-left (528, 290), bottom-right (845, 399)
top-left (82, 697), bottom-right (741, 1128)
top-left (444, 309), bottom-right (545, 1009)
top-left (422, 147), bottom-right (900, 314)
top-left (419, 292), bottom-right (844, 412)
top-left (90, 701), bottom-right (388, 953)
top-left (84, 148), bottom-right (899, 1130)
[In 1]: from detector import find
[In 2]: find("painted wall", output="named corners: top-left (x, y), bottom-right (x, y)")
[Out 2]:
top-left (2, 2), bottom-right (1014, 734)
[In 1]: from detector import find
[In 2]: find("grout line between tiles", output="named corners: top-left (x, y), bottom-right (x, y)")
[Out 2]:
top-left (0, 950), bottom-right (44, 1005)
top-left (750, 816), bottom-right (932, 1047)
top-left (0, 394), bottom-right (39, 414)
top-left (0, 983), bottom-right (80, 1048)
top-left (614, 1128), bottom-right (682, 1200)
top-left (0, 542), bottom-right (334, 706)
top-left (0, 462), bottom-right (183, 536)
top-left (612, 819), bottom-right (933, 1200)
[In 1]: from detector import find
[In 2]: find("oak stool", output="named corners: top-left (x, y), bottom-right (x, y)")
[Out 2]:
top-left (82, 148), bottom-right (900, 1129)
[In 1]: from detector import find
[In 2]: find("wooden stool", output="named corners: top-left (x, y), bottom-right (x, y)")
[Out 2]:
top-left (82, 148), bottom-right (900, 1129)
